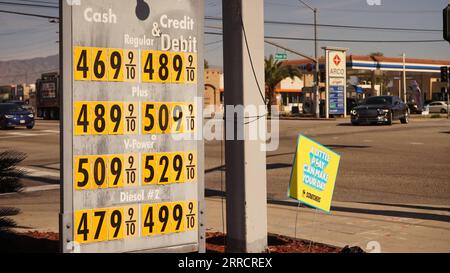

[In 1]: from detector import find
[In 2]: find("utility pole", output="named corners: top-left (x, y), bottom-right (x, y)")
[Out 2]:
top-left (223, 0), bottom-right (268, 253)
top-left (402, 53), bottom-right (407, 103)
top-left (298, 0), bottom-right (320, 118)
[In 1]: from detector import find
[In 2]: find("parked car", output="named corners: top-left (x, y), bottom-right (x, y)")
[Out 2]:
top-left (5, 100), bottom-right (34, 113)
top-left (425, 101), bottom-right (448, 113)
top-left (0, 103), bottom-right (35, 129)
top-left (350, 96), bottom-right (409, 125)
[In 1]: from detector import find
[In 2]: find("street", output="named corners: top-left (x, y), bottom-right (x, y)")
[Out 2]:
top-left (206, 117), bottom-right (450, 205)
top-left (1, 117), bottom-right (449, 252)
top-left (1, 118), bottom-right (449, 205)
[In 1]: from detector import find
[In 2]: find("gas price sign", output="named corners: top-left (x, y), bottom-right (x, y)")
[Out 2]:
top-left (60, 0), bottom-right (204, 253)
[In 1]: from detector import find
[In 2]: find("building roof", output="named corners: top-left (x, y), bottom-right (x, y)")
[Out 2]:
top-left (284, 55), bottom-right (450, 66)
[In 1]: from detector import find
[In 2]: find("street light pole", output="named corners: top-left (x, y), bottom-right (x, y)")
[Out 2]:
top-left (402, 53), bottom-right (407, 103)
top-left (298, 0), bottom-right (320, 118)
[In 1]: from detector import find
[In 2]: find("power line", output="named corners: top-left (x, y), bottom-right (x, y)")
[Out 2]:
top-left (16, 0), bottom-right (57, 4)
top-left (0, 9), bottom-right (58, 19)
top-left (205, 31), bottom-right (444, 43)
top-left (0, 1), bottom-right (58, 9)
top-left (205, 16), bottom-right (441, 32)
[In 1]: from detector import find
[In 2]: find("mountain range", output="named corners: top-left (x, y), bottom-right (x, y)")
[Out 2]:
top-left (0, 55), bottom-right (59, 86)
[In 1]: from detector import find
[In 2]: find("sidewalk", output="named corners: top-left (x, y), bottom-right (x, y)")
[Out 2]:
top-left (1, 187), bottom-right (449, 253)
top-left (206, 197), bottom-right (450, 253)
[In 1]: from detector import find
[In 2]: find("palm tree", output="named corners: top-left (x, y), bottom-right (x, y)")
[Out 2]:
top-left (0, 151), bottom-right (25, 234)
top-left (265, 55), bottom-right (302, 115)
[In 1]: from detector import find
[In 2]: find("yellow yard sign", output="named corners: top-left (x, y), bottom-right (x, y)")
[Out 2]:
top-left (288, 135), bottom-right (341, 213)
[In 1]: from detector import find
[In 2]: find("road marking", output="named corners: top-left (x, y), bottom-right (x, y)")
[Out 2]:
top-left (0, 133), bottom-right (55, 140)
top-left (22, 184), bottom-right (60, 193)
top-left (410, 142), bottom-right (424, 145)
top-left (4, 132), bottom-right (41, 136)
top-left (23, 167), bottom-right (59, 179)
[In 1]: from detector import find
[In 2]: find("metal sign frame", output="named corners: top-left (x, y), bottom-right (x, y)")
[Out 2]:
top-left (323, 47), bottom-right (348, 118)
top-left (59, 0), bottom-right (205, 253)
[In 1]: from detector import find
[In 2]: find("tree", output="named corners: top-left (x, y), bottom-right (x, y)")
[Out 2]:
top-left (369, 52), bottom-right (384, 57)
top-left (265, 54), bottom-right (302, 115)
top-left (0, 151), bottom-right (25, 234)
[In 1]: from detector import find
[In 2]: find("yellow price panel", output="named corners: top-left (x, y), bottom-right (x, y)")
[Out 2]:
top-left (74, 102), bottom-right (138, 136)
top-left (184, 52), bottom-right (197, 84)
top-left (141, 201), bottom-right (197, 237)
top-left (107, 102), bottom-right (124, 135)
top-left (108, 207), bottom-right (124, 241)
top-left (124, 154), bottom-right (138, 186)
top-left (123, 205), bottom-right (139, 239)
top-left (142, 50), bottom-right (195, 84)
top-left (141, 50), bottom-right (158, 83)
top-left (90, 156), bottom-right (108, 189)
top-left (141, 204), bottom-right (157, 236)
top-left (74, 210), bottom-right (93, 244)
top-left (74, 102), bottom-right (92, 135)
top-left (91, 47), bottom-right (108, 81)
top-left (142, 153), bottom-right (157, 185)
top-left (107, 154), bottom-right (124, 188)
top-left (91, 209), bottom-right (108, 242)
top-left (124, 49), bottom-right (138, 82)
top-left (141, 151), bottom-right (197, 185)
top-left (75, 153), bottom-right (140, 190)
top-left (183, 103), bottom-right (196, 133)
top-left (107, 48), bottom-right (124, 82)
top-left (74, 47), bottom-right (92, 81)
top-left (184, 201), bottom-right (197, 231)
top-left (124, 102), bottom-right (138, 134)
top-left (74, 156), bottom-right (92, 190)
top-left (184, 152), bottom-right (197, 183)
top-left (142, 102), bottom-right (196, 135)
top-left (91, 102), bottom-right (108, 135)
top-left (171, 52), bottom-right (185, 84)
top-left (170, 103), bottom-right (186, 134)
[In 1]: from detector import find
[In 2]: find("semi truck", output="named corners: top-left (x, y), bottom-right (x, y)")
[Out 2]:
top-left (35, 72), bottom-right (60, 120)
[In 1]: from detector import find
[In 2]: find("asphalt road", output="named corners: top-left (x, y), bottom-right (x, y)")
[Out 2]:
top-left (205, 117), bottom-right (450, 206)
top-left (1, 118), bottom-right (449, 206)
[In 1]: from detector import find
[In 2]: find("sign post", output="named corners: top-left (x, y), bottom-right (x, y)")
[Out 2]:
top-left (323, 47), bottom-right (348, 119)
top-left (60, 0), bottom-right (204, 253)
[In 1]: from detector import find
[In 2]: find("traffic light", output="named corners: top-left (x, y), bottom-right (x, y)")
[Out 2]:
top-left (445, 5), bottom-right (450, 42)
top-left (441, 66), bottom-right (449, 83)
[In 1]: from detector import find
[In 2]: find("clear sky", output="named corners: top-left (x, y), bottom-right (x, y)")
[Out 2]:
top-left (0, 0), bottom-right (449, 66)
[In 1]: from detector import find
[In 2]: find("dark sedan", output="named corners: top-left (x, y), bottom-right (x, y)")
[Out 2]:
top-left (350, 96), bottom-right (409, 126)
top-left (0, 103), bottom-right (35, 129)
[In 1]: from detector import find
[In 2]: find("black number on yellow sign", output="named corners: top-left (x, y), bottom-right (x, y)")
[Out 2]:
top-left (142, 51), bottom-right (188, 83)
top-left (76, 49), bottom-right (89, 79)
top-left (141, 201), bottom-right (197, 236)
top-left (74, 47), bottom-right (195, 83)
top-left (74, 102), bottom-right (136, 135)
top-left (74, 154), bottom-right (136, 190)
top-left (75, 208), bottom-right (125, 243)
top-left (74, 201), bottom-right (196, 243)
top-left (142, 103), bottom-right (195, 134)
top-left (142, 152), bottom-right (196, 185)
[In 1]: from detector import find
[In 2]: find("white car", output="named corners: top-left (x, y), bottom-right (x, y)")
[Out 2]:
top-left (426, 101), bottom-right (448, 113)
